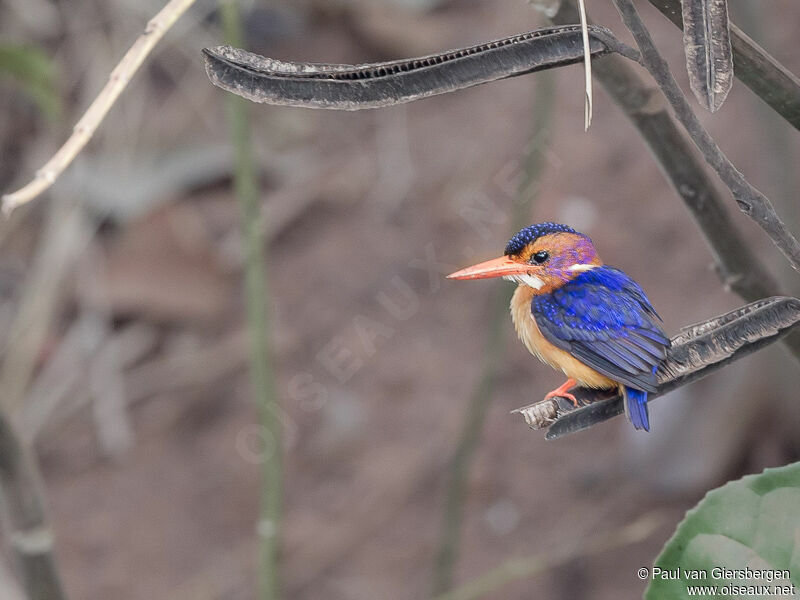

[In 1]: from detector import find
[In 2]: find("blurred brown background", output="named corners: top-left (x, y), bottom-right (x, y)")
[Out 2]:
top-left (1, 0), bottom-right (799, 598)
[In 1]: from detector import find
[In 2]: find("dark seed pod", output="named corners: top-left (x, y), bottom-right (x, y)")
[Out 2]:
top-left (202, 25), bottom-right (636, 110)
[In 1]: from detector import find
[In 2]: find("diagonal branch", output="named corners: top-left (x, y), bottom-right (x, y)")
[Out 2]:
top-left (610, 0), bottom-right (800, 274)
top-left (546, 1), bottom-right (800, 365)
top-left (647, 0), bottom-right (800, 131)
top-left (1, 0), bottom-right (200, 215)
top-left (513, 296), bottom-right (800, 438)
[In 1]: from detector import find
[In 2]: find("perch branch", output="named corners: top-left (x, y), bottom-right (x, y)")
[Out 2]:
top-left (512, 296), bottom-right (800, 438)
top-left (547, 1), bottom-right (800, 365)
top-left (647, 0), bottom-right (800, 130)
top-left (610, 0), bottom-right (800, 273)
top-left (1, 0), bottom-right (200, 214)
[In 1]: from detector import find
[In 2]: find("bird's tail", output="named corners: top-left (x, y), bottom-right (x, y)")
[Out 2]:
top-left (623, 386), bottom-right (650, 431)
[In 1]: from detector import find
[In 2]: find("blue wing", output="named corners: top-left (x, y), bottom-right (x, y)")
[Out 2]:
top-left (532, 266), bottom-right (669, 393)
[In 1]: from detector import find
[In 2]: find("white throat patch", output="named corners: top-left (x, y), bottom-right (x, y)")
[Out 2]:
top-left (503, 274), bottom-right (545, 290)
top-left (568, 264), bottom-right (597, 272)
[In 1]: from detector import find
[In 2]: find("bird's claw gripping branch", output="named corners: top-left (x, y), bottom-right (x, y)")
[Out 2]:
top-left (202, 25), bottom-right (638, 109)
top-left (514, 296), bottom-right (800, 439)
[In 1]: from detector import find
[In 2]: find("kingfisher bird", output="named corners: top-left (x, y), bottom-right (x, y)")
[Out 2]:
top-left (447, 223), bottom-right (670, 431)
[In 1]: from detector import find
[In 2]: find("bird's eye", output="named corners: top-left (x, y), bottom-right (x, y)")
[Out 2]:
top-left (531, 250), bottom-right (549, 264)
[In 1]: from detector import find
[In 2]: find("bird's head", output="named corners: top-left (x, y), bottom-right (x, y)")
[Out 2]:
top-left (447, 223), bottom-right (602, 293)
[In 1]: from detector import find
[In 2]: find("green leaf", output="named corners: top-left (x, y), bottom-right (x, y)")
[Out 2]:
top-left (0, 43), bottom-right (61, 119)
top-left (646, 462), bottom-right (800, 599)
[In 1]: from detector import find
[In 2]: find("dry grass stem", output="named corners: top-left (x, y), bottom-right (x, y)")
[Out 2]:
top-left (577, 0), bottom-right (593, 129)
top-left (1, 0), bottom-right (200, 214)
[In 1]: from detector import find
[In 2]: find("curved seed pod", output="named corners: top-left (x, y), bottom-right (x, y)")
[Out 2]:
top-left (681, 0), bottom-right (733, 112)
top-left (510, 296), bottom-right (800, 439)
top-left (202, 25), bottom-right (635, 110)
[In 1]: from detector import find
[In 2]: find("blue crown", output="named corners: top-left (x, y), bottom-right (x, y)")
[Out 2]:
top-left (504, 223), bottom-right (579, 255)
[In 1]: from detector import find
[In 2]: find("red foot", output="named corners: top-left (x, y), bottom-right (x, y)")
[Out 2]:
top-left (544, 378), bottom-right (579, 407)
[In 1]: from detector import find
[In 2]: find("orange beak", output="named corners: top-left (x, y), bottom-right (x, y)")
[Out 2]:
top-left (446, 255), bottom-right (532, 280)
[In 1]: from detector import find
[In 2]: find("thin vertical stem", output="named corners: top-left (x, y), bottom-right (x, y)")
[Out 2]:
top-left (0, 413), bottom-right (67, 600)
top-left (432, 72), bottom-right (555, 595)
top-left (219, 4), bottom-right (282, 599)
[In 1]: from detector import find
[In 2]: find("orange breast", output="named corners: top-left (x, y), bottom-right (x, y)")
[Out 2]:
top-left (510, 285), bottom-right (616, 389)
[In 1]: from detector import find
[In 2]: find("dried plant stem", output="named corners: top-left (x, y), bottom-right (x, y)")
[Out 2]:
top-left (434, 513), bottom-right (663, 600)
top-left (219, 4), bottom-right (282, 600)
top-left (1, 0), bottom-right (199, 214)
top-left (536, 296), bottom-right (800, 438)
top-left (577, 0), bottom-right (593, 129)
top-left (0, 201), bottom-right (86, 600)
top-left (610, 0), bottom-right (800, 273)
top-left (549, 1), bottom-right (800, 364)
top-left (432, 72), bottom-right (555, 595)
top-left (0, 413), bottom-right (67, 600)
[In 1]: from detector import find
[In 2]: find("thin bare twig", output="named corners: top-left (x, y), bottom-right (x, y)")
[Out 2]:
top-left (514, 296), bottom-right (800, 438)
top-left (577, 0), bottom-right (593, 129)
top-left (1, 0), bottom-right (200, 214)
top-left (610, 0), bottom-right (800, 273)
